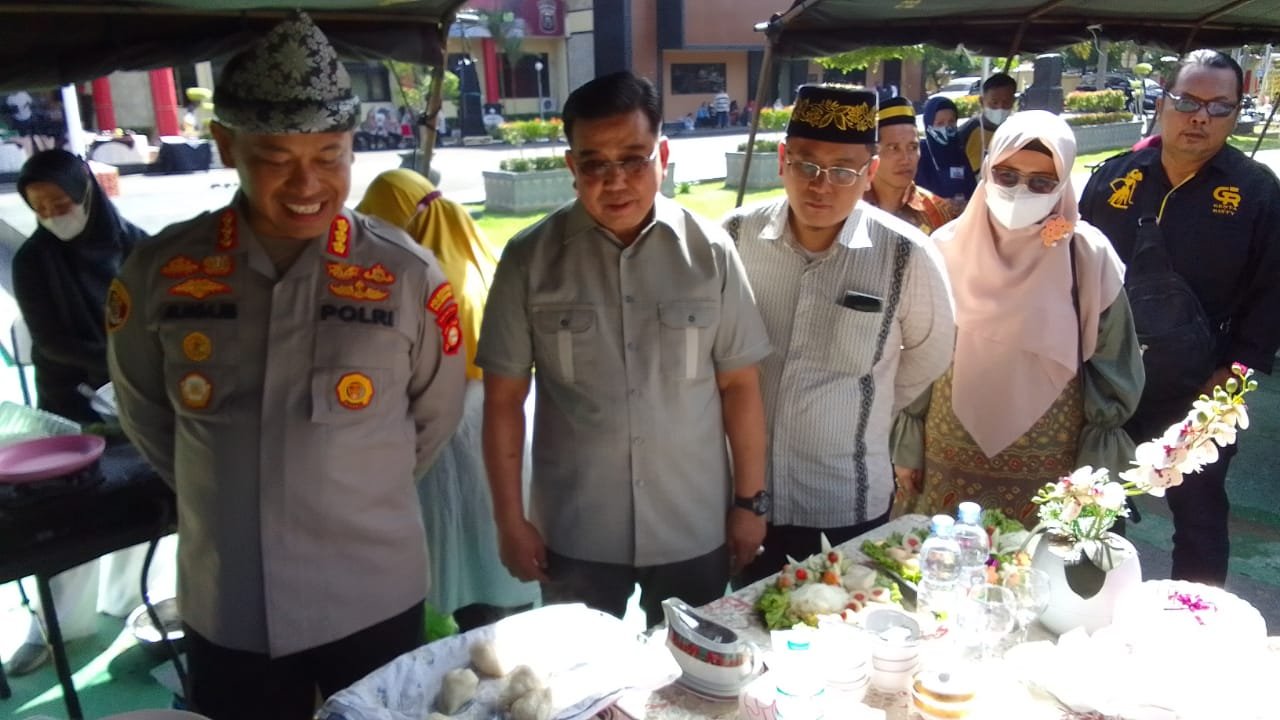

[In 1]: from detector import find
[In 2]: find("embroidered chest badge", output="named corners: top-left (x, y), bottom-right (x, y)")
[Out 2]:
top-left (335, 371), bottom-right (374, 409)
top-left (178, 371), bottom-right (213, 410)
top-left (329, 280), bottom-right (389, 302)
top-left (170, 278), bottom-right (233, 300)
top-left (105, 279), bottom-right (131, 333)
top-left (161, 255), bottom-right (201, 278)
top-left (362, 263), bottom-right (396, 285)
top-left (326, 261), bottom-right (362, 281)
top-left (182, 331), bottom-right (213, 362)
top-left (1107, 169), bottom-right (1143, 210)
top-left (1212, 186), bottom-right (1241, 216)
top-left (201, 255), bottom-right (234, 277)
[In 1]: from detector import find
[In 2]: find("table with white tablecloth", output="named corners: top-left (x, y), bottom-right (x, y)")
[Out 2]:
top-left (325, 514), bottom-right (1280, 720)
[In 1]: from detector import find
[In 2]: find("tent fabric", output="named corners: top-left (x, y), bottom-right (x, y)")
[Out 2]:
top-left (764, 0), bottom-right (1280, 59)
top-left (0, 1), bottom-right (469, 91)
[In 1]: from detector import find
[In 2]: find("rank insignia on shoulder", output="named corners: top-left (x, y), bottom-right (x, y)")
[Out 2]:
top-left (170, 278), bottom-right (233, 300)
top-left (161, 255), bottom-right (201, 278)
top-left (201, 255), bottom-right (235, 277)
top-left (329, 280), bottom-right (389, 302)
top-left (426, 282), bottom-right (455, 313)
top-left (335, 371), bottom-right (374, 410)
top-left (216, 209), bottom-right (238, 251)
top-left (178, 371), bottom-right (213, 410)
top-left (182, 331), bottom-right (213, 362)
top-left (326, 261), bottom-right (362, 281)
top-left (362, 263), bottom-right (396, 285)
top-left (327, 216), bottom-right (352, 257)
top-left (106, 278), bottom-right (131, 333)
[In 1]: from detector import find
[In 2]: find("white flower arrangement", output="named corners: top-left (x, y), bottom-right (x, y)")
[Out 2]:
top-left (1031, 363), bottom-right (1257, 563)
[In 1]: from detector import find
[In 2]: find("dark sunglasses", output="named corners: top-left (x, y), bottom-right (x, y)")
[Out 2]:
top-left (1163, 91), bottom-right (1237, 118)
top-left (990, 166), bottom-right (1060, 195)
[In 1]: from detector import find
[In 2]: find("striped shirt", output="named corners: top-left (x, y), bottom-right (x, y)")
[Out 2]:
top-left (723, 199), bottom-right (955, 527)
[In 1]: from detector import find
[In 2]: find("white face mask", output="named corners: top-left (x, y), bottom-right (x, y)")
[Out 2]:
top-left (983, 107), bottom-right (1011, 126)
top-left (985, 183), bottom-right (1060, 230)
top-left (38, 202), bottom-right (90, 241)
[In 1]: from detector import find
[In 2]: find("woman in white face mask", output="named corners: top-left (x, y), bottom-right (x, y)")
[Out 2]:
top-left (15, 149), bottom-right (147, 424)
top-left (889, 110), bottom-right (1145, 525)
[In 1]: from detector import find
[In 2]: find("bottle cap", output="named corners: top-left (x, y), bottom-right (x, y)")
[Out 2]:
top-left (957, 501), bottom-right (982, 524)
top-left (929, 514), bottom-right (955, 535)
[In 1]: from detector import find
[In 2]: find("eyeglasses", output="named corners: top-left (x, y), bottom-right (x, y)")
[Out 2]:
top-left (990, 166), bottom-right (1060, 195)
top-left (1163, 91), bottom-right (1237, 118)
top-left (785, 159), bottom-right (870, 187)
top-left (574, 147), bottom-right (659, 180)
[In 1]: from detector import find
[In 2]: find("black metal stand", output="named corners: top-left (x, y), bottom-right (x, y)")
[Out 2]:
top-left (34, 574), bottom-right (83, 720)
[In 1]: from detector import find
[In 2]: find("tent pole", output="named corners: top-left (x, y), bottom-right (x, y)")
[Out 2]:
top-left (420, 23), bottom-right (448, 177)
top-left (1184, 0), bottom-right (1258, 54)
top-left (737, 41), bottom-right (775, 208)
top-left (1252, 92), bottom-right (1279, 158)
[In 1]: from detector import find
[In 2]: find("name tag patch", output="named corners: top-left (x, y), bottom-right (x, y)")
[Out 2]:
top-left (161, 303), bottom-right (238, 321)
top-left (320, 304), bottom-right (396, 327)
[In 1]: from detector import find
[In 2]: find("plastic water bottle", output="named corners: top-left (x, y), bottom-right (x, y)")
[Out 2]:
top-left (954, 501), bottom-right (992, 591)
top-left (918, 514), bottom-right (961, 620)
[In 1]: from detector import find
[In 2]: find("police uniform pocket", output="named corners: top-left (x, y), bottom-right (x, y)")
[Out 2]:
top-left (658, 300), bottom-right (719, 380)
top-left (823, 306), bottom-right (884, 377)
top-left (531, 304), bottom-right (595, 384)
top-left (310, 366), bottom-right (390, 423)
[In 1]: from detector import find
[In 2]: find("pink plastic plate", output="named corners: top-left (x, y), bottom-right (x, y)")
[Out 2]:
top-left (0, 434), bottom-right (106, 484)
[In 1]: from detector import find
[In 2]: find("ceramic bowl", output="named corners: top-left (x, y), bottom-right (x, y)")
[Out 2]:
top-left (666, 632), bottom-right (760, 693)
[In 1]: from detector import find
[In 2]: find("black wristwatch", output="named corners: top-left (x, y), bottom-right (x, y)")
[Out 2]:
top-left (733, 490), bottom-right (772, 516)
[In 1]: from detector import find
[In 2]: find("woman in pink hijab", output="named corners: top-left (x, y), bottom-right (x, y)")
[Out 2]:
top-left (891, 110), bottom-right (1145, 525)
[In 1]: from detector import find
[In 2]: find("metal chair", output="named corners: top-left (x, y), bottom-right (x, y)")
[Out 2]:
top-left (10, 316), bottom-right (33, 407)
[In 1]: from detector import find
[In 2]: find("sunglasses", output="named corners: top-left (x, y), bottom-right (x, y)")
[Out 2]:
top-left (990, 166), bottom-right (1059, 195)
top-left (785, 159), bottom-right (870, 187)
top-left (574, 147), bottom-right (659, 180)
top-left (1163, 91), bottom-right (1237, 118)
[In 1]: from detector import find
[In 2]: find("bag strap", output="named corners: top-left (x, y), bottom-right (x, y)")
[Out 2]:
top-left (1069, 235), bottom-right (1084, 372)
top-left (1128, 171), bottom-right (1174, 276)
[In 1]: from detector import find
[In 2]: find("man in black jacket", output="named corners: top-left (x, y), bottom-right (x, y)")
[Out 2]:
top-left (1079, 49), bottom-right (1280, 585)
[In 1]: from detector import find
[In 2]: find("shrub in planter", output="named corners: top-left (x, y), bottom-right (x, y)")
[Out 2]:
top-left (758, 107), bottom-right (791, 131)
top-left (1065, 111), bottom-right (1134, 127)
top-left (1065, 90), bottom-right (1127, 113)
top-left (954, 95), bottom-right (982, 119)
top-left (737, 139), bottom-right (781, 153)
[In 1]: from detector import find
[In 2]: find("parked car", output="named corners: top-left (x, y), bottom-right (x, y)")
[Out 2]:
top-left (1077, 73), bottom-right (1160, 112)
top-left (930, 76), bottom-right (982, 102)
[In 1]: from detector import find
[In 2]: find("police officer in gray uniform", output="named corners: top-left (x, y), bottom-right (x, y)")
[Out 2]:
top-left (106, 13), bottom-right (465, 719)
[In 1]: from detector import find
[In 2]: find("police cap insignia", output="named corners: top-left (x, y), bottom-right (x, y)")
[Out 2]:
top-left (787, 84), bottom-right (879, 144)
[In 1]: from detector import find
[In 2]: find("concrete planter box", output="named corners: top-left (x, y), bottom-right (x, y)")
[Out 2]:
top-left (724, 151), bottom-right (781, 190)
top-left (661, 162), bottom-right (677, 198)
top-left (1071, 120), bottom-right (1142, 155)
top-left (483, 168), bottom-right (574, 213)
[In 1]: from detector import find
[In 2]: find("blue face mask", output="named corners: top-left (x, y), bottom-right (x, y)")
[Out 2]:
top-left (926, 126), bottom-right (958, 145)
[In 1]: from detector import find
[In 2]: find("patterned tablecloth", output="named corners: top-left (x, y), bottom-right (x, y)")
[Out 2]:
top-left (616, 514), bottom-right (1280, 720)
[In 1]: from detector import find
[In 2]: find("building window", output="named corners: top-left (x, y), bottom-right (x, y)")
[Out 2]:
top-left (671, 63), bottom-right (726, 95)
top-left (345, 62), bottom-right (392, 103)
top-left (498, 53), bottom-right (550, 99)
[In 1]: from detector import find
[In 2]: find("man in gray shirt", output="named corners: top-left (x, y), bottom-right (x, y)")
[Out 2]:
top-left (478, 71), bottom-right (772, 627)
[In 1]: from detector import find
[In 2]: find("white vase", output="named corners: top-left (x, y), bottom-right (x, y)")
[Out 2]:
top-left (1030, 531), bottom-right (1142, 636)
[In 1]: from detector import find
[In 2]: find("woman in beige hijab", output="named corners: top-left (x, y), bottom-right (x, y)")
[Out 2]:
top-left (892, 110), bottom-right (1144, 525)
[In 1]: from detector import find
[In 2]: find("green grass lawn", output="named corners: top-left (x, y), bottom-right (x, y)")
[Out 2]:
top-left (465, 183), bottom-right (786, 246)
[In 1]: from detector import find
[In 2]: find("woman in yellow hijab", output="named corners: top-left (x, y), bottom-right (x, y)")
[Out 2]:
top-left (357, 170), bottom-right (538, 629)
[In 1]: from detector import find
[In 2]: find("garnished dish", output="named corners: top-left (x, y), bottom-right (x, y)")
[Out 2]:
top-left (756, 535), bottom-right (904, 630)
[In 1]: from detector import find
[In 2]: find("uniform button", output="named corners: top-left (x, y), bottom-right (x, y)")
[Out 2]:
top-left (625, 295), bottom-right (634, 303)
top-left (687, 314), bottom-right (696, 323)
top-left (559, 318), bottom-right (569, 327)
